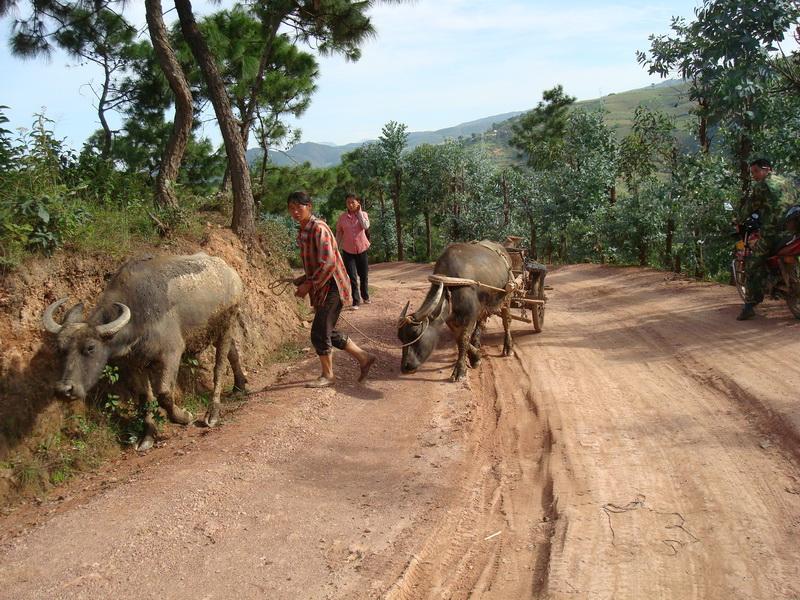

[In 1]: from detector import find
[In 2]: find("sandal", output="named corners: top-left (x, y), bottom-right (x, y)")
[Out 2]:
top-left (358, 355), bottom-right (376, 383)
top-left (305, 376), bottom-right (334, 388)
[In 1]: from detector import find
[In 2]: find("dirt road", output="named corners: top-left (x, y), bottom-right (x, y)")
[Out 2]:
top-left (1, 262), bottom-right (799, 599)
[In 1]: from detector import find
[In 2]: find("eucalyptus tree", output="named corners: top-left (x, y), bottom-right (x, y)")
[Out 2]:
top-left (501, 167), bottom-right (541, 258)
top-left (338, 142), bottom-right (386, 211)
top-left (340, 142), bottom-right (395, 262)
top-left (618, 106), bottom-right (681, 267)
top-left (378, 120), bottom-right (408, 260)
top-left (403, 143), bottom-right (449, 260)
top-left (637, 0), bottom-right (800, 190)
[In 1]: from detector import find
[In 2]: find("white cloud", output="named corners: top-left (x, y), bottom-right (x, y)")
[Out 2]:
top-left (1, 0), bottom-right (708, 148)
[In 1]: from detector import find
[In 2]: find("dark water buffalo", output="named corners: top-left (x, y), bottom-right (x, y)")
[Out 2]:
top-left (398, 241), bottom-right (514, 382)
top-left (43, 253), bottom-right (247, 450)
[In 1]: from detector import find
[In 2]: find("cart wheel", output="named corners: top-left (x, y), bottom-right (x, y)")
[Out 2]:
top-left (527, 276), bottom-right (545, 333)
top-left (531, 300), bottom-right (545, 332)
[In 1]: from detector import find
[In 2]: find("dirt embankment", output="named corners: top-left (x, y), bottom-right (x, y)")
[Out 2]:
top-left (0, 225), bottom-right (302, 504)
top-left (1, 261), bottom-right (799, 599)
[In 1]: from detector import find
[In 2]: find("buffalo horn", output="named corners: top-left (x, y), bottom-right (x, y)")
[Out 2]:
top-left (416, 282), bottom-right (444, 320)
top-left (397, 300), bottom-right (411, 328)
top-left (95, 302), bottom-right (131, 337)
top-left (42, 297), bottom-right (70, 334)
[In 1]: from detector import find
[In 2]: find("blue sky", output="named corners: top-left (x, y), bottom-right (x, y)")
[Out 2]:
top-left (0, 1), bottom-right (712, 150)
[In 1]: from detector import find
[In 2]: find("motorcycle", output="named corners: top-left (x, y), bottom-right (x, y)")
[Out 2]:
top-left (731, 209), bottom-right (800, 318)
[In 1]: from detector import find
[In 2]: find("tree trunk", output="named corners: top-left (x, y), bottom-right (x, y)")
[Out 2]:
top-left (529, 216), bottom-right (537, 260)
top-left (501, 172), bottom-right (509, 226)
top-left (393, 171), bottom-right (404, 261)
top-left (609, 184), bottom-right (616, 205)
top-left (98, 60), bottom-right (113, 158)
top-left (146, 0), bottom-right (191, 210)
top-left (378, 189), bottom-right (390, 263)
top-left (699, 115), bottom-right (709, 153)
top-left (693, 227), bottom-right (705, 278)
top-left (175, 0), bottom-right (256, 240)
top-left (425, 210), bottom-right (432, 261)
top-left (665, 216), bottom-right (675, 271)
top-left (736, 133), bottom-right (753, 197)
top-left (697, 95), bottom-right (710, 153)
top-left (638, 237), bottom-right (647, 266)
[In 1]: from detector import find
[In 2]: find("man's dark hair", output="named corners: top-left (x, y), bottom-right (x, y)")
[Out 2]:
top-left (345, 192), bottom-right (357, 201)
top-left (287, 190), bottom-right (312, 205)
top-left (749, 158), bottom-right (772, 169)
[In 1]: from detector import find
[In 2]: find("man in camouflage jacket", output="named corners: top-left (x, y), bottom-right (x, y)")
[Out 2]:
top-left (737, 158), bottom-right (798, 320)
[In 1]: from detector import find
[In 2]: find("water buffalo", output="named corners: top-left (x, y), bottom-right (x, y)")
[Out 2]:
top-left (42, 253), bottom-right (247, 450)
top-left (398, 241), bottom-right (514, 382)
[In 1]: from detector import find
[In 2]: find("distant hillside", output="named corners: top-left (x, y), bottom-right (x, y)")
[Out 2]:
top-left (249, 80), bottom-right (694, 168)
top-left (476, 80), bottom-right (695, 165)
top-left (248, 111), bottom-right (524, 168)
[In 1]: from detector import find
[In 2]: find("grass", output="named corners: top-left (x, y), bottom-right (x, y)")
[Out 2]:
top-left (4, 413), bottom-right (118, 497)
top-left (270, 339), bottom-right (307, 364)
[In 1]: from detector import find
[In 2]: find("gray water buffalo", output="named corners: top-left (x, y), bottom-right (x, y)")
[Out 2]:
top-left (43, 253), bottom-right (247, 450)
top-left (398, 241), bottom-right (514, 382)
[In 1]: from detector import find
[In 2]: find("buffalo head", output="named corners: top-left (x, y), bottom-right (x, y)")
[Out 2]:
top-left (43, 298), bottom-right (131, 400)
top-left (398, 283), bottom-right (447, 374)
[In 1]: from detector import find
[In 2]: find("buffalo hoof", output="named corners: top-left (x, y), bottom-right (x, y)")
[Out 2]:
top-left (136, 435), bottom-right (155, 452)
top-left (449, 367), bottom-right (467, 383)
top-left (502, 346), bottom-right (513, 357)
top-left (468, 354), bottom-right (481, 368)
top-left (172, 408), bottom-right (194, 425)
top-left (233, 378), bottom-right (248, 393)
top-left (203, 411), bottom-right (220, 428)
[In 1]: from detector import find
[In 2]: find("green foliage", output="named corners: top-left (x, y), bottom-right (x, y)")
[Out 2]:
top-left (509, 85), bottom-right (576, 169)
top-left (270, 340), bottom-right (306, 364)
top-left (0, 114), bottom-right (92, 267)
top-left (638, 0), bottom-right (800, 186)
top-left (5, 411), bottom-right (115, 496)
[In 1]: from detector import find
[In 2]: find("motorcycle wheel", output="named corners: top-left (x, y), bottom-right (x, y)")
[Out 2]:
top-left (785, 259), bottom-right (800, 319)
top-left (731, 257), bottom-right (747, 301)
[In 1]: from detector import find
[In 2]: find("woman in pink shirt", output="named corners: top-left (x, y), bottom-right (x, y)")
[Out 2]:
top-left (336, 193), bottom-right (371, 308)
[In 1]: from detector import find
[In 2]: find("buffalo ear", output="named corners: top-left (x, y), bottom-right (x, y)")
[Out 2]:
top-left (63, 303), bottom-right (85, 325)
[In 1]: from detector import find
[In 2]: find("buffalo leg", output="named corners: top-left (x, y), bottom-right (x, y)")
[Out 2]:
top-left (131, 369), bottom-right (158, 451)
top-left (228, 339), bottom-right (247, 392)
top-left (501, 305), bottom-right (513, 356)
top-left (468, 325), bottom-right (482, 368)
top-left (205, 327), bottom-right (233, 427)
top-left (154, 348), bottom-right (194, 426)
top-left (450, 321), bottom-right (476, 382)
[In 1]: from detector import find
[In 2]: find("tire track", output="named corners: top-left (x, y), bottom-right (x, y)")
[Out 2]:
top-left (386, 349), bottom-right (555, 598)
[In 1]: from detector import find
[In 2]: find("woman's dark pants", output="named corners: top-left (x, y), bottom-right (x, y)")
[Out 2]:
top-left (342, 250), bottom-right (369, 305)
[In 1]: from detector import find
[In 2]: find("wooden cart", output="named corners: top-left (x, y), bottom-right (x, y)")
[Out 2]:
top-left (503, 241), bottom-right (547, 333)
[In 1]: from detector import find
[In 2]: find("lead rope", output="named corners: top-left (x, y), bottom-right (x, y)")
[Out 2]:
top-left (339, 312), bottom-right (429, 350)
top-left (268, 277), bottom-right (296, 296)
top-left (270, 277), bottom-right (415, 351)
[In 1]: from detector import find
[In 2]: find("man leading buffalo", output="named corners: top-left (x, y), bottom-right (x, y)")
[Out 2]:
top-left (288, 191), bottom-right (376, 387)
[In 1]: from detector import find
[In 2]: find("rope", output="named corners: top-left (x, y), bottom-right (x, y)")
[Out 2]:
top-left (428, 274), bottom-right (516, 295)
top-left (268, 277), bottom-right (296, 296)
top-left (338, 312), bottom-right (421, 350)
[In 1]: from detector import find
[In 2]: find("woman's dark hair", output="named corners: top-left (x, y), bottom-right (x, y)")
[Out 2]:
top-left (287, 190), bottom-right (312, 205)
top-left (345, 192), bottom-right (357, 202)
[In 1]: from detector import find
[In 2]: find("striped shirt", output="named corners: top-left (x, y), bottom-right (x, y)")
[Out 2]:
top-left (297, 216), bottom-right (352, 308)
